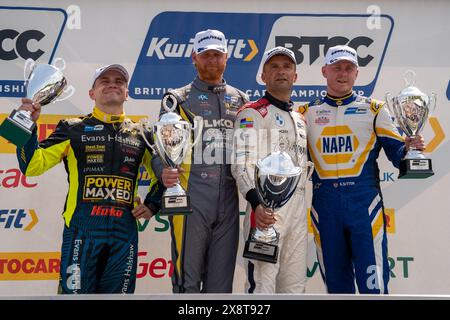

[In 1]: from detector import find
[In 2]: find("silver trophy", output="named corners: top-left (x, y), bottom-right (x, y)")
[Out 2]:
top-left (385, 70), bottom-right (436, 179)
top-left (140, 93), bottom-right (203, 215)
top-left (243, 151), bottom-right (313, 264)
top-left (0, 58), bottom-right (74, 147)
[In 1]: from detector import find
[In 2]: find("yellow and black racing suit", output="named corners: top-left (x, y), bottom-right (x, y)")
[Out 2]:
top-left (16, 107), bottom-right (162, 293)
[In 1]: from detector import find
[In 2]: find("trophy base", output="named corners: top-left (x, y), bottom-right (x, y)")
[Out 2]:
top-left (398, 158), bottom-right (434, 179)
top-left (0, 110), bottom-right (35, 148)
top-left (243, 239), bottom-right (279, 264)
top-left (159, 194), bottom-right (193, 215)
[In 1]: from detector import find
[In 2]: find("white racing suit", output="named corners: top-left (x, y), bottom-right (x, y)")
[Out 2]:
top-left (231, 93), bottom-right (309, 293)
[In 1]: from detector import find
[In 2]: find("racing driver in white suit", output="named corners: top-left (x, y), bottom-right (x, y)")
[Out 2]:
top-left (231, 47), bottom-right (310, 293)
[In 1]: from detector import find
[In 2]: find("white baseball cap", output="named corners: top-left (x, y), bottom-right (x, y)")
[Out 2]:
top-left (193, 29), bottom-right (228, 54)
top-left (262, 46), bottom-right (297, 66)
top-left (324, 45), bottom-right (358, 66)
top-left (91, 64), bottom-right (129, 88)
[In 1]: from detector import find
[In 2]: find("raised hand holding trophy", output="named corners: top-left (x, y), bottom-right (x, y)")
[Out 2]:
top-left (243, 151), bottom-right (313, 264)
top-left (140, 93), bottom-right (203, 215)
top-left (0, 58), bottom-right (74, 147)
top-left (386, 70), bottom-right (436, 179)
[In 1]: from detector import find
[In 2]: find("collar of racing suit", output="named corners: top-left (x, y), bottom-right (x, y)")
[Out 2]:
top-left (323, 91), bottom-right (357, 107)
top-left (92, 106), bottom-right (125, 123)
top-left (264, 91), bottom-right (293, 112)
top-left (193, 76), bottom-right (227, 93)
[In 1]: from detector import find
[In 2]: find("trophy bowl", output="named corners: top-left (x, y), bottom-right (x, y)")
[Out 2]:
top-left (139, 92), bottom-right (203, 215)
top-left (243, 151), bottom-right (302, 264)
top-left (385, 70), bottom-right (436, 179)
top-left (26, 64), bottom-right (67, 106)
top-left (0, 59), bottom-right (73, 147)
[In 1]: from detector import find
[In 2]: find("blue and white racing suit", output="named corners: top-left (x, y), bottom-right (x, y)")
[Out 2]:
top-left (299, 92), bottom-right (405, 294)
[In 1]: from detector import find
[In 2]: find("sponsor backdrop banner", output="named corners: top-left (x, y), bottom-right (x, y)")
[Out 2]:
top-left (0, 0), bottom-right (449, 295)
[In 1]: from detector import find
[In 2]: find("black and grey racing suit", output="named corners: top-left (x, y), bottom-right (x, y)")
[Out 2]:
top-left (151, 76), bottom-right (248, 293)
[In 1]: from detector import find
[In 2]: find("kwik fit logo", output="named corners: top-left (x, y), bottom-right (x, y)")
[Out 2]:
top-left (0, 6), bottom-right (67, 98)
top-left (130, 12), bottom-right (393, 101)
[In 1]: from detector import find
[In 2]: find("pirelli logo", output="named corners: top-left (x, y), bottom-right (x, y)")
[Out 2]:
top-left (83, 175), bottom-right (133, 204)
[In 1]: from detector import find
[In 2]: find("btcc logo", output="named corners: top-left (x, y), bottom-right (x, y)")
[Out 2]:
top-left (317, 126), bottom-right (358, 164)
top-left (83, 175), bottom-right (133, 204)
top-left (0, 29), bottom-right (45, 61)
top-left (1, 7), bottom-right (66, 98)
top-left (275, 35), bottom-right (374, 66)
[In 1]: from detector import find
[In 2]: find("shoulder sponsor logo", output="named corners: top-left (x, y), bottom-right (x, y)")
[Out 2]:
top-left (84, 125), bottom-right (104, 132)
top-left (344, 107), bottom-right (368, 115)
top-left (223, 95), bottom-right (240, 116)
top-left (130, 12), bottom-right (393, 101)
top-left (0, 6), bottom-right (67, 97)
top-left (0, 252), bottom-right (60, 280)
top-left (0, 208), bottom-right (38, 230)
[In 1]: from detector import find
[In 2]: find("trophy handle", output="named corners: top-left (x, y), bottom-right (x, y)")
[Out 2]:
top-left (306, 161), bottom-right (314, 180)
top-left (384, 92), bottom-right (397, 122)
top-left (403, 69), bottom-right (416, 87)
top-left (138, 118), bottom-right (157, 154)
top-left (161, 93), bottom-right (178, 113)
top-left (54, 85), bottom-right (75, 103)
top-left (192, 116), bottom-right (204, 147)
top-left (23, 58), bottom-right (36, 82)
top-left (430, 93), bottom-right (437, 115)
top-left (52, 57), bottom-right (66, 71)
top-left (385, 92), bottom-right (392, 111)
